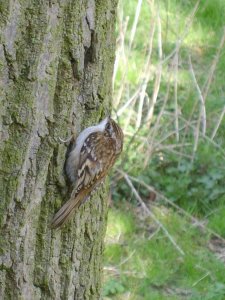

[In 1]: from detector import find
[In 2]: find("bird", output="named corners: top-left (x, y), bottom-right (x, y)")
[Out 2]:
top-left (51, 116), bottom-right (123, 229)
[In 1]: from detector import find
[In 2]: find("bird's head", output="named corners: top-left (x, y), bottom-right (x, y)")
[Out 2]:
top-left (103, 116), bottom-right (124, 155)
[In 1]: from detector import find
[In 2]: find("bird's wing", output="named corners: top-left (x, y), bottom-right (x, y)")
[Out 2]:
top-left (74, 132), bottom-right (116, 193)
top-left (51, 132), bottom-right (118, 229)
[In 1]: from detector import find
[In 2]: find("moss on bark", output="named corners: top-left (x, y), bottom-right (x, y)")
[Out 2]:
top-left (0, 0), bottom-right (118, 299)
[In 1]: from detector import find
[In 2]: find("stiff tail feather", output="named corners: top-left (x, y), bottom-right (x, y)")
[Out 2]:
top-left (50, 189), bottom-right (90, 229)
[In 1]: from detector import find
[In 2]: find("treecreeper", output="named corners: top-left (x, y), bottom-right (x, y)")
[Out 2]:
top-left (51, 117), bottom-right (124, 229)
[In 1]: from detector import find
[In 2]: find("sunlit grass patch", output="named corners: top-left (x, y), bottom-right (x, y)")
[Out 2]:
top-left (104, 207), bottom-right (225, 299)
top-left (105, 209), bottom-right (136, 242)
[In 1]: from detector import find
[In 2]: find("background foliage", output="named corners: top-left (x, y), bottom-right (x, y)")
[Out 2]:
top-left (104, 0), bottom-right (225, 299)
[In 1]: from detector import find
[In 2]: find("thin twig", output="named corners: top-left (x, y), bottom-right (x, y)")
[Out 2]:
top-left (124, 173), bottom-right (225, 243)
top-left (173, 51), bottom-right (179, 142)
top-left (178, 115), bottom-right (225, 158)
top-left (136, 10), bottom-right (156, 128)
top-left (118, 170), bottom-right (185, 255)
top-left (117, 88), bottom-right (140, 117)
top-left (211, 106), bottom-right (225, 140)
top-left (129, 0), bottom-right (143, 50)
top-left (118, 250), bottom-right (136, 266)
top-left (114, 15), bottom-right (130, 108)
top-left (146, 8), bottom-right (162, 125)
top-left (192, 272), bottom-right (210, 287)
top-left (145, 68), bottom-right (172, 165)
top-left (162, 0), bottom-right (201, 65)
top-left (203, 26), bottom-right (225, 100)
top-left (189, 55), bottom-right (206, 135)
top-left (152, 124), bottom-right (190, 150)
top-left (113, 13), bottom-right (129, 91)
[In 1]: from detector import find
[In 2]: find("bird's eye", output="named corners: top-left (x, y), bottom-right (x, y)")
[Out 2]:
top-left (106, 122), bottom-right (111, 130)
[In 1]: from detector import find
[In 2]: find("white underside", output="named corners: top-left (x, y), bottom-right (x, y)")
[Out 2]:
top-left (66, 117), bottom-right (108, 183)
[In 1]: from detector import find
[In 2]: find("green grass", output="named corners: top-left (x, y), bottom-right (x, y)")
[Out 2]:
top-left (103, 207), bottom-right (225, 300)
top-left (115, 0), bottom-right (225, 122)
top-left (208, 205), bottom-right (225, 238)
top-left (107, 0), bottom-right (225, 299)
top-left (113, 0), bottom-right (225, 209)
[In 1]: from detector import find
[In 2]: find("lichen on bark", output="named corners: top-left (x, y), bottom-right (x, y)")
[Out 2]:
top-left (0, 0), bottom-right (118, 299)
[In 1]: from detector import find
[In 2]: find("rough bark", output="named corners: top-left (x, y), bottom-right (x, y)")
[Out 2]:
top-left (0, 0), bottom-right (118, 299)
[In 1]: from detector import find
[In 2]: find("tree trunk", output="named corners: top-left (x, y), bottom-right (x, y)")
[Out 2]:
top-left (0, 0), bottom-right (117, 299)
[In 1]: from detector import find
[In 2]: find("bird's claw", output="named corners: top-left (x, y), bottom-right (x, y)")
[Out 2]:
top-left (58, 136), bottom-right (73, 143)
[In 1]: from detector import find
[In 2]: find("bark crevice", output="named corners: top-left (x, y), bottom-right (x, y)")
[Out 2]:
top-left (0, 0), bottom-right (118, 299)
